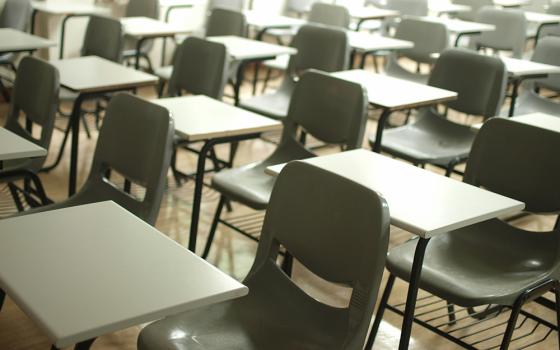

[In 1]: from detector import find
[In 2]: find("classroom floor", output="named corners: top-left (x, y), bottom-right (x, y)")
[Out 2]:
top-left (0, 61), bottom-right (557, 350)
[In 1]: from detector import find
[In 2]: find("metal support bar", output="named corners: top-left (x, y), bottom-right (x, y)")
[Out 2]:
top-left (188, 133), bottom-right (262, 253)
top-left (372, 109), bottom-right (393, 153)
top-left (398, 237), bottom-right (431, 350)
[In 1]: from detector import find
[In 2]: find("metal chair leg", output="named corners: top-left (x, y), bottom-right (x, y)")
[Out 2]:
top-left (8, 182), bottom-right (24, 212)
top-left (555, 285), bottom-right (560, 349)
top-left (202, 195), bottom-right (226, 259)
top-left (500, 300), bottom-right (523, 350)
top-left (365, 274), bottom-right (396, 349)
top-left (447, 302), bottom-right (457, 325)
top-left (0, 288), bottom-right (5, 312)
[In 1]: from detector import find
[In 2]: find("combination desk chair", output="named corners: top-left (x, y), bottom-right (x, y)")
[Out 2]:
top-left (240, 24), bottom-right (349, 120)
top-left (368, 118), bottom-right (560, 350)
top-left (382, 18), bottom-right (449, 85)
top-left (452, 0), bottom-right (493, 22)
top-left (154, 7), bottom-right (247, 96)
top-left (540, 3), bottom-right (560, 37)
top-left (138, 160), bottom-right (390, 350)
top-left (369, 48), bottom-right (507, 176)
top-left (261, 2), bottom-right (351, 91)
top-left (511, 36), bottom-right (560, 116)
top-left (19, 93), bottom-right (174, 226)
top-left (0, 0), bottom-right (32, 101)
top-left (45, 15), bottom-right (124, 172)
top-left (165, 37), bottom-right (229, 185)
top-left (202, 70), bottom-right (368, 259)
top-left (122, 0), bottom-right (160, 72)
top-left (209, 0), bottom-right (246, 11)
top-left (0, 57), bottom-right (59, 211)
top-left (473, 6), bottom-right (528, 58)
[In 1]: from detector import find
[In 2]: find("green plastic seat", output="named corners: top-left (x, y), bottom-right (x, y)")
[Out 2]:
top-left (18, 93), bottom-right (175, 226)
top-left (383, 18), bottom-right (449, 85)
top-left (122, 0), bottom-right (160, 72)
top-left (369, 48), bottom-right (507, 176)
top-left (137, 160), bottom-right (390, 350)
top-left (473, 6), bottom-right (527, 58)
top-left (240, 24), bottom-right (349, 120)
top-left (0, 56), bottom-right (59, 209)
top-left (509, 37), bottom-right (560, 116)
top-left (369, 118), bottom-right (560, 349)
top-left (203, 70), bottom-right (368, 258)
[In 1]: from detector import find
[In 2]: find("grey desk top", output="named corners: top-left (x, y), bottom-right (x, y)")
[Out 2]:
top-left (121, 17), bottom-right (191, 38)
top-left (31, 1), bottom-right (109, 15)
top-left (51, 56), bottom-right (158, 93)
top-left (154, 95), bottom-right (282, 142)
top-left (333, 69), bottom-right (457, 110)
top-left (0, 201), bottom-right (248, 348)
top-left (266, 150), bottom-right (524, 238)
top-left (208, 36), bottom-right (297, 61)
top-left (0, 127), bottom-right (46, 161)
top-left (0, 28), bottom-right (56, 54)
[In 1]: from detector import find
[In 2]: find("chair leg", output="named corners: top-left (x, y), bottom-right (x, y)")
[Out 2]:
top-left (202, 195), bottom-right (226, 259)
top-left (261, 68), bottom-right (272, 94)
top-left (157, 79), bottom-right (166, 98)
top-left (229, 142), bottom-right (239, 167)
top-left (170, 147), bottom-right (183, 187)
top-left (81, 114), bottom-right (91, 139)
top-left (8, 182), bottom-right (24, 212)
top-left (555, 285), bottom-right (560, 349)
top-left (365, 274), bottom-right (396, 349)
top-left (299, 131), bottom-right (307, 145)
top-left (554, 215), bottom-right (559, 231)
top-left (0, 288), bottom-right (5, 312)
top-left (500, 300), bottom-right (523, 350)
top-left (42, 119), bottom-right (72, 172)
top-left (0, 79), bottom-right (10, 102)
top-left (142, 53), bottom-right (154, 73)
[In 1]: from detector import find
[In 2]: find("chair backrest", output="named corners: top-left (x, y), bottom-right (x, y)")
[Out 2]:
top-left (287, 24), bottom-right (349, 77)
top-left (248, 161), bottom-right (390, 349)
top-left (385, 0), bottom-right (428, 16)
top-left (0, 0), bottom-right (31, 30)
top-left (285, 0), bottom-right (317, 14)
top-left (205, 7), bottom-right (247, 37)
top-left (308, 2), bottom-right (350, 29)
top-left (531, 36), bottom-right (560, 92)
top-left (428, 48), bottom-right (507, 118)
top-left (125, 0), bottom-right (160, 18)
top-left (168, 37), bottom-right (228, 99)
top-left (465, 118), bottom-right (560, 214)
top-left (209, 0), bottom-right (245, 11)
top-left (4, 57), bottom-right (59, 171)
top-left (394, 18), bottom-right (449, 64)
top-left (281, 70), bottom-right (368, 150)
top-left (82, 15), bottom-right (124, 62)
top-left (475, 6), bottom-right (527, 58)
top-left (452, 0), bottom-right (493, 22)
top-left (79, 93), bottom-right (174, 225)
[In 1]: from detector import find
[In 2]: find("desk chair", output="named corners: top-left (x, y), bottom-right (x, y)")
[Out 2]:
top-left (383, 0), bottom-right (429, 32)
top-left (138, 160), bottom-right (390, 350)
top-left (165, 37), bottom-right (229, 185)
top-left (22, 93), bottom-right (174, 226)
top-left (510, 36), bottom-right (560, 116)
top-left (452, 0), bottom-right (493, 22)
top-left (369, 48), bottom-right (507, 176)
top-left (44, 15), bottom-right (124, 173)
top-left (241, 24), bottom-right (349, 120)
top-left (538, 4), bottom-right (560, 45)
top-left (0, 0), bottom-right (32, 101)
top-left (284, 0), bottom-right (318, 16)
top-left (122, 0), bottom-right (160, 72)
top-left (382, 18), bottom-right (449, 85)
top-left (154, 8), bottom-right (246, 96)
top-left (0, 57), bottom-right (59, 212)
top-left (209, 0), bottom-right (245, 11)
top-left (261, 2), bottom-right (351, 86)
top-left (367, 118), bottom-right (560, 350)
top-left (202, 70), bottom-right (368, 259)
top-left (473, 6), bottom-right (527, 58)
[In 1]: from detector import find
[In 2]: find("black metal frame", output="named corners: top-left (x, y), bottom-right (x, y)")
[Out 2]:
top-left (366, 255), bottom-right (560, 350)
top-left (187, 132), bottom-right (264, 253)
top-left (161, 3), bottom-right (195, 65)
top-left (507, 73), bottom-right (548, 117)
top-left (30, 10), bottom-right (90, 59)
top-left (0, 169), bottom-right (53, 209)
